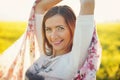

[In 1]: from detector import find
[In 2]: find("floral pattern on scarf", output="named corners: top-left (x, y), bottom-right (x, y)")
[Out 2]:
top-left (0, 0), bottom-right (41, 80)
top-left (74, 29), bottom-right (102, 80)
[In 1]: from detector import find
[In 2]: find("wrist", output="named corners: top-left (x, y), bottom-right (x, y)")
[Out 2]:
top-left (80, 0), bottom-right (94, 15)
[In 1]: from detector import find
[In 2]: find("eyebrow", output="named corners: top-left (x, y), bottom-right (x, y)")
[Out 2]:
top-left (56, 25), bottom-right (64, 27)
top-left (45, 25), bottom-right (65, 28)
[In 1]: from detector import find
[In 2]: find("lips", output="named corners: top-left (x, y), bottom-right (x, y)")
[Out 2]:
top-left (53, 40), bottom-right (64, 46)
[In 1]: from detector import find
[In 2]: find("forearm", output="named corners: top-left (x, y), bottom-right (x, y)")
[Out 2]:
top-left (80, 0), bottom-right (94, 15)
top-left (35, 0), bottom-right (62, 14)
top-left (35, 14), bottom-right (44, 52)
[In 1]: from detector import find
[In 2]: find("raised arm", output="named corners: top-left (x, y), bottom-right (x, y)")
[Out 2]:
top-left (71, 0), bottom-right (95, 69)
top-left (73, 1), bottom-right (102, 79)
top-left (35, 0), bottom-right (62, 14)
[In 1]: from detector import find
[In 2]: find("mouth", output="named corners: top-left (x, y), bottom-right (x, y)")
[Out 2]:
top-left (53, 40), bottom-right (64, 46)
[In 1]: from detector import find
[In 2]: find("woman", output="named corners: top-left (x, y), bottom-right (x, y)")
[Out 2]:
top-left (25, 0), bottom-right (101, 80)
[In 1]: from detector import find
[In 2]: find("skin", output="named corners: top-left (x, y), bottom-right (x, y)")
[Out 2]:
top-left (45, 14), bottom-right (71, 56)
top-left (80, 0), bottom-right (94, 15)
top-left (35, 0), bottom-right (62, 14)
top-left (35, 0), bottom-right (94, 56)
top-left (35, 0), bottom-right (94, 15)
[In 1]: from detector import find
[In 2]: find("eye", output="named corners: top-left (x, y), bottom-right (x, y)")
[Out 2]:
top-left (56, 25), bottom-right (65, 31)
top-left (45, 28), bottom-right (52, 33)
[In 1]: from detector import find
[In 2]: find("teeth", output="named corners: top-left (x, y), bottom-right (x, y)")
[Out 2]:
top-left (53, 40), bottom-right (63, 44)
top-left (54, 41), bottom-right (61, 44)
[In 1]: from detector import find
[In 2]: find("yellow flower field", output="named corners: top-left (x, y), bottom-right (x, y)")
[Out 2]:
top-left (96, 22), bottom-right (120, 80)
top-left (0, 22), bottom-right (26, 53)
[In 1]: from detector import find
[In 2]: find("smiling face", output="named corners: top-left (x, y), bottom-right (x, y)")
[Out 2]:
top-left (42, 5), bottom-right (76, 56)
top-left (45, 14), bottom-right (71, 56)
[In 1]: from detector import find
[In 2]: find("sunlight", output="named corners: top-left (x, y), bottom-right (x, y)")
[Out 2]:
top-left (0, 0), bottom-right (120, 22)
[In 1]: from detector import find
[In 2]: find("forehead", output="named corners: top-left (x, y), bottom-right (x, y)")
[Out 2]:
top-left (45, 14), bottom-right (66, 27)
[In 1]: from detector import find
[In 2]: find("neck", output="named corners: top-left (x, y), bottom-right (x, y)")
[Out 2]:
top-left (53, 49), bottom-right (71, 57)
top-left (52, 44), bottom-right (72, 57)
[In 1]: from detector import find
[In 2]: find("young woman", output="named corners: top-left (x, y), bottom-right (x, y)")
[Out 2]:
top-left (25, 0), bottom-right (101, 80)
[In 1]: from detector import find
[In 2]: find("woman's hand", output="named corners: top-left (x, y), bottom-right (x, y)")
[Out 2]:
top-left (80, 0), bottom-right (95, 15)
top-left (35, 0), bottom-right (62, 14)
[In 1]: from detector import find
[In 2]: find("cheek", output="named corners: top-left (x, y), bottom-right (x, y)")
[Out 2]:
top-left (64, 31), bottom-right (71, 42)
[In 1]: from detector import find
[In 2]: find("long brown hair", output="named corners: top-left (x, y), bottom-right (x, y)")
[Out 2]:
top-left (42, 5), bottom-right (76, 56)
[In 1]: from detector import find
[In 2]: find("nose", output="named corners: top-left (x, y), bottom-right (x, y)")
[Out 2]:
top-left (51, 30), bottom-right (58, 41)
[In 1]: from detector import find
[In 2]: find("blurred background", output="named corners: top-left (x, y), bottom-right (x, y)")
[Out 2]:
top-left (0, 0), bottom-right (120, 80)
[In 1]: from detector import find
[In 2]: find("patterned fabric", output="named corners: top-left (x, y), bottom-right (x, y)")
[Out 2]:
top-left (0, 0), bottom-right (102, 80)
top-left (73, 29), bottom-right (102, 80)
top-left (0, 0), bottom-right (41, 80)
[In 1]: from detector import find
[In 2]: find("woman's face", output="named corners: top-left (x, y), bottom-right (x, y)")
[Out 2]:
top-left (45, 14), bottom-right (71, 55)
